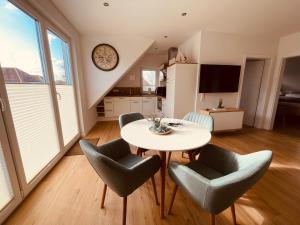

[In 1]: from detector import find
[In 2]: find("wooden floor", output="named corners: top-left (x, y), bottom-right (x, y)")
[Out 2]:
top-left (4, 121), bottom-right (300, 225)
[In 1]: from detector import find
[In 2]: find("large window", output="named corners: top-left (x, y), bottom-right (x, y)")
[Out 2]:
top-left (141, 69), bottom-right (157, 93)
top-left (0, 0), bottom-right (60, 182)
top-left (0, 0), bottom-right (80, 221)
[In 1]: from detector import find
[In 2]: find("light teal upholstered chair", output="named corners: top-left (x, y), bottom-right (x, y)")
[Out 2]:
top-left (168, 144), bottom-right (272, 225)
top-left (119, 112), bottom-right (148, 156)
top-left (80, 138), bottom-right (161, 225)
top-left (167, 112), bottom-right (214, 166)
top-left (183, 112), bottom-right (214, 132)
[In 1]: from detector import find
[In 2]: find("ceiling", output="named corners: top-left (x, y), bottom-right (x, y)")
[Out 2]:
top-left (52, 0), bottom-right (300, 53)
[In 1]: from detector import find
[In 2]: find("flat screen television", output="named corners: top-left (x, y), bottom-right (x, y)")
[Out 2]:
top-left (199, 64), bottom-right (241, 93)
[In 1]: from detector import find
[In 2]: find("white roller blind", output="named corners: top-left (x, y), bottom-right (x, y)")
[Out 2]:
top-left (56, 85), bottom-right (79, 145)
top-left (6, 84), bottom-right (60, 182)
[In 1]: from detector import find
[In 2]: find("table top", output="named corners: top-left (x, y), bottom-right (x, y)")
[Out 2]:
top-left (121, 118), bottom-right (211, 152)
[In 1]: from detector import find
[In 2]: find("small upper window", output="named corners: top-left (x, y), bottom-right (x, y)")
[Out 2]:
top-left (0, 0), bottom-right (45, 84)
top-left (141, 69), bottom-right (156, 93)
top-left (47, 30), bottom-right (73, 85)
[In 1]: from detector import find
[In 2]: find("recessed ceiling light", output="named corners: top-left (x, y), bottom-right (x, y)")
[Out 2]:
top-left (103, 2), bottom-right (109, 6)
top-left (164, 35), bottom-right (168, 38)
top-left (181, 12), bottom-right (187, 16)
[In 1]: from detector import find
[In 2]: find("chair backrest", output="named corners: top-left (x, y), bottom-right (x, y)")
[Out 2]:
top-left (183, 112), bottom-right (213, 132)
top-left (204, 148), bottom-right (272, 214)
top-left (79, 139), bottom-right (131, 196)
top-left (119, 112), bottom-right (144, 128)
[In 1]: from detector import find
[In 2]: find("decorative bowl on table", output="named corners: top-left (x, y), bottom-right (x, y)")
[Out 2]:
top-left (149, 125), bottom-right (172, 135)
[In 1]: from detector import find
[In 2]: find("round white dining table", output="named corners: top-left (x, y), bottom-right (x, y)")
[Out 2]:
top-left (120, 118), bottom-right (211, 218)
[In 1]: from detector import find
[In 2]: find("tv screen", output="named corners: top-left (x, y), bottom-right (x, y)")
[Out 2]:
top-left (199, 64), bottom-right (241, 93)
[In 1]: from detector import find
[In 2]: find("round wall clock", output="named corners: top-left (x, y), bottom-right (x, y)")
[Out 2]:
top-left (92, 44), bottom-right (119, 71)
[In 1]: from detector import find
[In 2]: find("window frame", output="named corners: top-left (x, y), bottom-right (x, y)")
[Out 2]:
top-left (140, 68), bottom-right (159, 94)
top-left (0, 0), bottom-right (81, 201)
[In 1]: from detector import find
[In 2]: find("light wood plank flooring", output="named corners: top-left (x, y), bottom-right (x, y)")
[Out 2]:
top-left (4, 121), bottom-right (300, 225)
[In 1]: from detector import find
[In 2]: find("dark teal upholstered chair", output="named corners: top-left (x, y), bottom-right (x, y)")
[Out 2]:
top-left (167, 112), bottom-right (214, 166)
top-left (80, 138), bottom-right (161, 225)
top-left (168, 144), bottom-right (272, 225)
top-left (119, 112), bottom-right (148, 156)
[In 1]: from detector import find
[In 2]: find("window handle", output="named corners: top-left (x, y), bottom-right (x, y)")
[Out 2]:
top-left (56, 92), bottom-right (62, 100)
top-left (0, 97), bottom-right (7, 112)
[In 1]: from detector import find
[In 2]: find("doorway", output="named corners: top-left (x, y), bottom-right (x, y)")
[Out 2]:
top-left (240, 59), bottom-right (266, 127)
top-left (273, 56), bottom-right (300, 130)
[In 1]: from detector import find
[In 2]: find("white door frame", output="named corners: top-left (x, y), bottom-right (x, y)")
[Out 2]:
top-left (0, 113), bottom-right (22, 224)
top-left (265, 51), bottom-right (300, 130)
top-left (0, 0), bottom-right (80, 197)
top-left (43, 16), bottom-right (82, 147)
top-left (0, 72), bottom-right (22, 224)
top-left (237, 54), bottom-right (275, 129)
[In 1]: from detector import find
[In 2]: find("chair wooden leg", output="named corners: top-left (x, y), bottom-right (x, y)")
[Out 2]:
top-left (188, 152), bottom-right (195, 161)
top-left (151, 176), bottom-right (159, 205)
top-left (168, 184), bottom-right (178, 214)
top-left (100, 184), bottom-right (107, 209)
top-left (123, 197), bottom-right (127, 225)
top-left (211, 213), bottom-right (215, 225)
top-left (167, 152), bottom-right (172, 168)
top-left (136, 148), bottom-right (141, 156)
top-left (231, 204), bottom-right (237, 225)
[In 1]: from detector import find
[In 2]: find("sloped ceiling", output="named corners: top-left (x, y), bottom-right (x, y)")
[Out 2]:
top-left (51, 0), bottom-right (300, 108)
top-left (80, 34), bottom-right (153, 107)
top-left (52, 0), bottom-right (300, 53)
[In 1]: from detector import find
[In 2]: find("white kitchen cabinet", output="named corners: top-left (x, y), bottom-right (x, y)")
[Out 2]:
top-left (113, 97), bottom-right (131, 117)
top-left (166, 63), bottom-right (198, 118)
top-left (103, 96), bottom-right (156, 118)
top-left (161, 98), bottom-right (166, 116)
top-left (104, 97), bottom-right (114, 117)
top-left (130, 98), bottom-right (142, 112)
top-left (104, 110), bottom-right (114, 117)
top-left (142, 97), bottom-right (156, 116)
top-left (166, 73), bottom-right (175, 117)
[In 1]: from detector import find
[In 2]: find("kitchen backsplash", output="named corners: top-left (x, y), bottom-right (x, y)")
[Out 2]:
top-left (106, 87), bottom-right (141, 96)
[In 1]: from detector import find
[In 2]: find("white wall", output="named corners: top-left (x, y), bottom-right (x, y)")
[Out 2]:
top-left (81, 35), bottom-right (153, 107)
top-left (197, 31), bottom-right (278, 111)
top-left (178, 31), bottom-right (202, 111)
top-left (265, 32), bottom-right (300, 129)
top-left (178, 31), bottom-right (202, 64)
top-left (115, 53), bottom-right (167, 87)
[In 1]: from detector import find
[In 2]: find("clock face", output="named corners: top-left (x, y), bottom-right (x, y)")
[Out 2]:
top-left (92, 44), bottom-right (119, 71)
